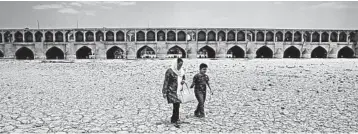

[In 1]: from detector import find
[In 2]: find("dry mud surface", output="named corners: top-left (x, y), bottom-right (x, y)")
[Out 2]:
top-left (0, 59), bottom-right (358, 133)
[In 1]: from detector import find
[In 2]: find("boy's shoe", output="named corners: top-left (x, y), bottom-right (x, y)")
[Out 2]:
top-left (198, 114), bottom-right (205, 118)
top-left (194, 111), bottom-right (200, 117)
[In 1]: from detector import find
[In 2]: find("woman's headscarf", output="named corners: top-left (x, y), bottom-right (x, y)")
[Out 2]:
top-left (170, 58), bottom-right (185, 77)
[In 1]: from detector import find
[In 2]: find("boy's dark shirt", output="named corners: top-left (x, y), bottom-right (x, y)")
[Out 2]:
top-left (193, 73), bottom-right (209, 91)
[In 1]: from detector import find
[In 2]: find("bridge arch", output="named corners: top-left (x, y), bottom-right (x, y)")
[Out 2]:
top-left (198, 46), bottom-right (216, 58)
top-left (198, 31), bottom-right (206, 41)
top-left (276, 31), bottom-right (283, 42)
top-left (303, 32), bottom-right (311, 42)
top-left (15, 47), bottom-right (34, 60)
top-left (55, 31), bottom-right (64, 42)
top-left (330, 32), bottom-right (338, 42)
top-left (284, 46), bottom-right (300, 58)
top-left (285, 31), bottom-right (292, 41)
top-left (116, 31), bottom-right (125, 41)
top-left (218, 31), bottom-right (225, 41)
top-left (14, 31), bottom-right (23, 42)
top-left (256, 31), bottom-right (264, 41)
top-left (266, 31), bottom-right (274, 42)
top-left (167, 46), bottom-right (186, 58)
top-left (35, 31), bottom-right (43, 42)
top-left (294, 31), bottom-right (302, 42)
top-left (4, 31), bottom-right (11, 42)
top-left (75, 31), bottom-right (84, 42)
top-left (227, 31), bottom-right (235, 41)
top-left (167, 31), bottom-right (176, 41)
top-left (208, 31), bottom-right (216, 41)
top-left (338, 46), bottom-right (354, 58)
top-left (321, 32), bottom-right (329, 42)
top-left (46, 47), bottom-right (64, 59)
top-left (256, 46), bottom-right (273, 58)
top-left (45, 31), bottom-right (54, 42)
top-left (349, 32), bottom-right (355, 42)
top-left (237, 31), bottom-right (245, 41)
top-left (177, 31), bottom-right (186, 41)
top-left (137, 46), bottom-right (156, 58)
top-left (157, 31), bottom-right (165, 41)
top-left (107, 46), bottom-right (124, 59)
top-left (96, 31), bottom-right (104, 41)
top-left (227, 46), bottom-right (245, 58)
top-left (147, 31), bottom-right (155, 41)
top-left (106, 31), bottom-right (114, 41)
top-left (85, 31), bottom-right (94, 42)
top-left (312, 32), bottom-right (320, 42)
top-left (339, 32), bottom-right (347, 42)
top-left (25, 31), bottom-right (33, 42)
top-left (136, 31), bottom-right (145, 41)
top-left (76, 46), bottom-right (92, 59)
top-left (311, 46), bottom-right (327, 58)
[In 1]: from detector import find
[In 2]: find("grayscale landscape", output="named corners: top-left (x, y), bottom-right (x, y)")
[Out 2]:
top-left (0, 59), bottom-right (357, 133)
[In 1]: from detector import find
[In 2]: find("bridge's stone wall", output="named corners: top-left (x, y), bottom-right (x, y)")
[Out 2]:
top-left (0, 28), bottom-right (357, 59)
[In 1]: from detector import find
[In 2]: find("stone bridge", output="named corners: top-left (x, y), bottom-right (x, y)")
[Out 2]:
top-left (0, 28), bottom-right (357, 60)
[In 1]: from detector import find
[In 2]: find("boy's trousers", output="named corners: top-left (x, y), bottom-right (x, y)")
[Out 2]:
top-left (194, 89), bottom-right (206, 116)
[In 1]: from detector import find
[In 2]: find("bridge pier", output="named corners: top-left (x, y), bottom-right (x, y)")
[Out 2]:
top-left (4, 43), bottom-right (14, 59)
top-left (65, 42), bottom-right (76, 60)
top-left (156, 42), bottom-right (167, 59)
top-left (328, 53), bottom-right (338, 58)
top-left (187, 42), bottom-right (197, 59)
top-left (95, 42), bottom-right (106, 59)
top-left (302, 54), bottom-right (310, 58)
top-left (126, 43), bottom-right (136, 60)
top-left (274, 53), bottom-right (283, 58)
top-left (34, 43), bottom-right (45, 60)
top-left (274, 48), bottom-right (283, 59)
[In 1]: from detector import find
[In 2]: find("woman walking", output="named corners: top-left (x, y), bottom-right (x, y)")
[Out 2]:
top-left (162, 58), bottom-right (185, 128)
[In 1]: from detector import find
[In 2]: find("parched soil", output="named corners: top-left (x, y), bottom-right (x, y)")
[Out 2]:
top-left (0, 59), bottom-right (357, 133)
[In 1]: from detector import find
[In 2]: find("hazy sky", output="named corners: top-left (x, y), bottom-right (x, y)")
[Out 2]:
top-left (0, 1), bottom-right (357, 29)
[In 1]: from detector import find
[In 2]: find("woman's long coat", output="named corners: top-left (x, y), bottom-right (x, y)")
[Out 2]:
top-left (162, 68), bottom-right (185, 104)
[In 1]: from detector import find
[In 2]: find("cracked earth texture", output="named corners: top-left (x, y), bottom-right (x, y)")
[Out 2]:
top-left (0, 59), bottom-right (358, 133)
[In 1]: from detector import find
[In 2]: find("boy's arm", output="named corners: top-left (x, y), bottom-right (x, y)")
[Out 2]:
top-left (206, 76), bottom-right (213, 94)
top-left (207, 82), bottom-right (212, 92)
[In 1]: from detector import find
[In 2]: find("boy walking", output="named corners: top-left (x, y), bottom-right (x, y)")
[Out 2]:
top-left (190, 63), bottom-right (212, 118)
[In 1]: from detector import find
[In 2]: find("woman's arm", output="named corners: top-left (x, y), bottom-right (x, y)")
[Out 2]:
top-left (181, 75), bottom-right (186, 85)
top-left (190, 75), bottom-right (196, 88)
top-left (162, 69), bottom-right (170, 98)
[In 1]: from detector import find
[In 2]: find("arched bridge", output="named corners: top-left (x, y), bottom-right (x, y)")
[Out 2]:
top-left (0, 28), bottom-right (357, 60)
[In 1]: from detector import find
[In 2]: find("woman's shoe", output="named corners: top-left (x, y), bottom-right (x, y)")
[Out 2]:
top-left (174, 122), bottom-right (180, 128)
top-left (171, 119), bottom-right (181, 124)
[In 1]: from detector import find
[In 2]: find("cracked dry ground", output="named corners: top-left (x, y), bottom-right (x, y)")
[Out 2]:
top-left (0, 59), bottom-right (358, 133)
